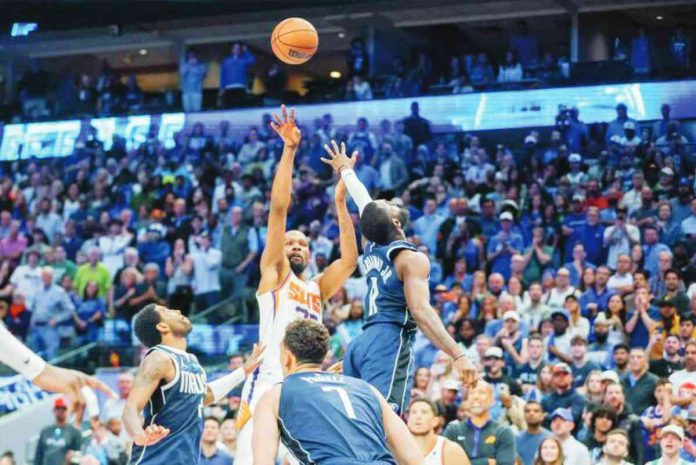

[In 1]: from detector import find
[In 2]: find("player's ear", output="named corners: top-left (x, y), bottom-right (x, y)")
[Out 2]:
top-left (155, 321), bottom-right (169, 334)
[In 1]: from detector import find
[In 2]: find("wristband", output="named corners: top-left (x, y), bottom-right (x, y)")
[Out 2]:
top-left (0, 324), bottom-right (47, 380)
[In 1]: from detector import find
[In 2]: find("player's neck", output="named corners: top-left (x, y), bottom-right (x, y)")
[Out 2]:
top-left (412, 432), bottom-right (437, 456)
top-left (160, 336), bottom-right (187, 352)
top-left (292, 363), bottom-right (323, 374)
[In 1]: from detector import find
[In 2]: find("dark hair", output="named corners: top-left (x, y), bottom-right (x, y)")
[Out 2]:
top-left (665, 268), bottom-right (681, 280)
top-left (283, 319), bottom-right (329, 364)
top-left (359, 201), bottom-right (408, 245)
top-left (592, 405), bottom-right (618, 427)
top-left (204, 416), bottom-right (220, 425)
top-left (133, 304), bottom-right (162, 348)
top-left (613, 343), bottom-right (630, 353)
top-left (409, 397), bottom-right (439, 416)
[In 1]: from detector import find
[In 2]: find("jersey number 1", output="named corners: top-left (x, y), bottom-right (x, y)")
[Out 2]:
top-left (366, 277), bottom-right (379, 317)
top-left (321, 386), bottom-right (356, 419)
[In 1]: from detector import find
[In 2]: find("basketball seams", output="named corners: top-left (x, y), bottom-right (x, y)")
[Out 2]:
top-left (271, 17), bottom-right (318, 64)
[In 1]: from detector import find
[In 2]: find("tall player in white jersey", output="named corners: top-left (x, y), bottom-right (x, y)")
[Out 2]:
top-left (235, 105), bottom-right (358, 464)
top-left (407, 398), bottom-right (469, 465)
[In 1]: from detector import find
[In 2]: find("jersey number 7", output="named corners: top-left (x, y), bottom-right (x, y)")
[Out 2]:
top-left (321, 386), bottom-right (357, 419)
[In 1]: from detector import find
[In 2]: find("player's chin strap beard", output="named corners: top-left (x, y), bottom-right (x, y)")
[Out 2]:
top-left (290, 260), bottom-right (306, 276)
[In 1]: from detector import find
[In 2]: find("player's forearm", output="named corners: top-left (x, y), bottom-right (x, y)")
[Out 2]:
top-left (0, 325), bottom-right (46, 380)
top-left (340, 169), bottom-right (372, 215)
top-left (122, 402), bottom-right (146, 439)
top-left (269, 145), bottom-right (297, 213)
top-left (411, 306), bottom-right (462, 359)
top-left (336, 195), bottom-right (358, 268)
top-left (205, 368), bottom-right (246, 405)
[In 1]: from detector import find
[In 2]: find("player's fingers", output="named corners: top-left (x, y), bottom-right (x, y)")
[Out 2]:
top-left (281, 104), bottom-right (287, 122)
top-left (272, 112), bottom-right (283, 125)
top-left (331, 140), bottom-right (340, 155)
top-left (85, 375), bottom-right (117, 399)
top-left (290, 107), bottom-right (296, 122)
top-left (270, 122), bottom-right (281, 135)
top-left (341, 141), bottom-right (346, 155)
top-left (323, 144), bottom-right (335, 157)
top-left (320, 157), bottom-right (333, 165)
top-left (70, 389), bottom-right (86, 426)
top-left (351, 150), bottom-right (359, 160)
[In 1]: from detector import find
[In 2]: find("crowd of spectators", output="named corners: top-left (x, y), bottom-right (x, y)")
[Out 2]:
top-left (0, 87), bottom-right (696, 463)
top-left (12, 21), bottom-right (694, 121)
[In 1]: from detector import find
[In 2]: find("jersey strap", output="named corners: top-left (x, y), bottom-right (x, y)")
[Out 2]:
top-left (385, 240), bottom-right (417, 261)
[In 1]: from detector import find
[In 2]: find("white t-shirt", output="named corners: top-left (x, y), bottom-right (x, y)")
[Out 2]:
top-left (561, 436), bottom-right (591, 465)
top-left (608, 273), bottom-right (634, 292)
top-left (669, 369), bottom-right (696, 395)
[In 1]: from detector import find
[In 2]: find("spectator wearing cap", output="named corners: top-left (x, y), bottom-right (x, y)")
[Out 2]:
top-left (563, 243), bottom-right (596, 289)
top-left (188, 230), bottom-right (222, 311)
top-left (619, 121), bottom-right (641, 147)
top-left (566, 153), bottom-right (588, 187)
top-left (496, 310), bottom-right (526, 365)
top-left (444, 382), bottom-right (516, 465)
top-left (483, 346), bottom-right (523, 415)
top-left (570, 335), bottom-right (601, 388)
top-left (604, 210), bottom-right (640, 271)
top-left (541, 363), bottom-right (585, 427)
top-left (596, 429), bottom-right (632, 465)
top-left (412, 198), bottom-right (445, 256)
top-left (546, 309), bottom-right (573, 363)
top-left (587, 314), bottom-right (613, 367)
top-left (646, 425), bottom-right (691, 465)
top-left (606, 103), bottom-right (637, 143)
top-left (34, 397), bottom-right (82, 465)
top-left (549, 408), bottom-right (591, 465)
top-left (682, 413), bottom-right (696, 462)
top-left (649, 333), bottom-right (683, 378)
top-left (602, 382), bottom-right (644, 464)
top-left (656, 168), bottom-right (677, 201)
top-left (669, 340), bottom-right (696, 407)
top-left (74, 247), bottom-right (112, 299)
top-left (487, 211), bottom-right (524, 281)
top-left (516, 401), bottom-right (551, 465)
top-left (622, 347), bottom-right (659, 416)
top-left (437, 379), bottom-right (461, 425)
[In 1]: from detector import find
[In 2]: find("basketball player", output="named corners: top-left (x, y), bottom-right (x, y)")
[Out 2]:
top-left (0, 324), bottom-right (115, 422)
top-left (122, 304), bottom-right (263, 465)
top-left (407, 398), bottom-right (470, 465)
top-left (321, 141), bottom-right (477, 413)
top-left (236, 105), bottom-right (358, 464)
top-left (253, 319), bottom-right (424, 465)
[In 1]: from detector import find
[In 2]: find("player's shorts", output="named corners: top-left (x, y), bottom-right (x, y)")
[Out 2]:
top-left (343, 323), bottom-right (415, 414)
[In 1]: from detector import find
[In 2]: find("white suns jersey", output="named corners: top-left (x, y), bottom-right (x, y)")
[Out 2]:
top-left (425, 436), bottom-right (446, 465)
top-left (256, 271), bottom-right (322, 382)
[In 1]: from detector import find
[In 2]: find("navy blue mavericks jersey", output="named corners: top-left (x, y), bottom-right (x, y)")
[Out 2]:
top-left (362, 240), bottom-right (418, 331)
top-left (129, 345), bottom-right (207, 465)
top-left (278, 372), bottom-right (395, 465)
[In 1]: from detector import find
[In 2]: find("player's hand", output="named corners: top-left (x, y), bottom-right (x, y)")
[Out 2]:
top-left (453, 355), bottom-right (478, 390)
top-left (33, 364), bottom-right (117, 425)
top-left (243, 343), bottom-right (266, 376)
top-left (270, 104), bottom-right (301, 148)
top-left (321, 140), bottom-right (357, 173)
top-left (335, 179), bottom-right (347, 204)
top-left (133, 424), bottom-right (171, 446)
top-left (327, 361), bottom-right (343, 374)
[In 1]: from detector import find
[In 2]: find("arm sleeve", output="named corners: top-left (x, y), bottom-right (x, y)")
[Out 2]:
top-left (494, 427), bottom-right (516, 465)
top-left (207, 368), bottom-right (246, 403)
top-left (0, 324), bottom-right (46, 380)
top-left (340, 169), bottom-right (373, 215)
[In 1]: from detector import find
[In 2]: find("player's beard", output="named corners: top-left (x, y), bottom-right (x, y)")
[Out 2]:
top-left (290, 258), bottom-right (306, 276)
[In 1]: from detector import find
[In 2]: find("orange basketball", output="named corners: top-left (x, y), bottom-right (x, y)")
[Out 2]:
top-left (271, 17), bottom-right (318, 65)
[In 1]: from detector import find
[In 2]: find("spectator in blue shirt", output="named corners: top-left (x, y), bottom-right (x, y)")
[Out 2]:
top-left (200, 417), bottom-right (233, 465)
top-left (180, 49), bottom-right (208, 112)
top-left (219, 42), bottom-right (255, 107)
top-left (576, 207), bottom-right (605, 266)
top-left (488, 211), bottom-right (524, 281)
top-left (412, 198), bottom-right (445, 256)
top-left (579, 265), bottom-right (614, 318)
top-left (643, 225), bottom-right (672, 278)
top-left (75, 280), bottom-right (105, 345)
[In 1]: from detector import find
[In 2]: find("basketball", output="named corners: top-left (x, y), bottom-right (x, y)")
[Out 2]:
top-left (271, 17), bottom-right (318, 65)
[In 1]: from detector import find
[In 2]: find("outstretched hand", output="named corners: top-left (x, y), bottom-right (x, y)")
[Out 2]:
top-left (321, 140), bottom-right (357, 173)
top-left (270, 104), bottom-right (301, 148)
top-left (133, 424), bottom-right (171, 447)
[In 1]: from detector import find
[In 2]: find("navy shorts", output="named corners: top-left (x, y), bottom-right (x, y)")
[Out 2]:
top-left (343, 323), bottom-right (415, 414)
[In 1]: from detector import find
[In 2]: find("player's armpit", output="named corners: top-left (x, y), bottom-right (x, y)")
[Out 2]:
top-left (444, 439), bottom-right (470, 465)
top-left (371, 387), bottom-right (425, 465)
top-left (253, 386), bottom-right (282, 465)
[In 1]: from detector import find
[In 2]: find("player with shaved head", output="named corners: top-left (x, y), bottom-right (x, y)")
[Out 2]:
top-left (235, 105), bottom-right (358, 464)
